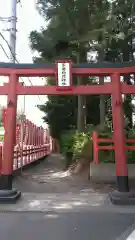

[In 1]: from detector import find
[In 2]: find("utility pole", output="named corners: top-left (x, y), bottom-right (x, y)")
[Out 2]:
top-left (9, 0), bottom-right (26, 162)
top-left (9, 0), bottom-right (17, 63)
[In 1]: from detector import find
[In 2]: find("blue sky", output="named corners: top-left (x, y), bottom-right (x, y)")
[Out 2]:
top-left (0, 0), bottom-right (48, 127)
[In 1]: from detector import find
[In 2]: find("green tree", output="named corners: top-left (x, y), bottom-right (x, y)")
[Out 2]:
top-left (31, 0), bottom-right (112, 130)
top-left (37, 76), bottom-right (100, 139)
top-left (105, 0), bottom-right (135, 128)
top-left (30, 0), bottom-right (135, 135)
top-left (30, 0), bottom-right (102, 135)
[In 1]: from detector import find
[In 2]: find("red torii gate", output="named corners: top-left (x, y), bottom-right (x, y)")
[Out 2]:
top-left (0, 60), bottom-right (135, 204)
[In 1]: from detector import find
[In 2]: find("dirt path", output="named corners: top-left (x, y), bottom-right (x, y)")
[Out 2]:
top-left (13, 154), bottom-right (115, 194)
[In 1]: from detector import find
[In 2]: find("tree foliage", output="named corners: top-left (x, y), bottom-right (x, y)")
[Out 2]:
top-left (37, 77), bottom-right (100, 138)
top-left (30, 0), bottom-right (135, 138)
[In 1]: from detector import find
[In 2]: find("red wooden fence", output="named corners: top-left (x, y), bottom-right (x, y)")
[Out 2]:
top-left (92, 131), bottom-right (135, 164)
top-left (0, 108), bottom-right (54, 173)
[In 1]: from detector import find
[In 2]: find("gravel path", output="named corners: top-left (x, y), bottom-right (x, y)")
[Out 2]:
top-left (13, 154), bottom-right (116, 194)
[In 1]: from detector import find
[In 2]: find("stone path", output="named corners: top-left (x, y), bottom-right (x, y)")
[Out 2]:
top-left (13, 154), bottom-right (115, 194)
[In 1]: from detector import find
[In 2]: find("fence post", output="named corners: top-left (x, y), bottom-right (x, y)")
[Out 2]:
top-left (92, 131), bottom-right (99, 164)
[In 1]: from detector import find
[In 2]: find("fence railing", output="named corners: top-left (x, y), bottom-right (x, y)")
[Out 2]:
top-left (92, 131), bottom-right (135, 164)
top-left (0, 143), bottom-right (51, 173)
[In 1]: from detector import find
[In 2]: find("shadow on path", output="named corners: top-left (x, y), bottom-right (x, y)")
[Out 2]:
top-left (13, 154), bottom-right (115, 194)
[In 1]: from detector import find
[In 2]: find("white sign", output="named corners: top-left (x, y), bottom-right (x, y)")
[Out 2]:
top-left (57, 62), bottom-right (70, 87)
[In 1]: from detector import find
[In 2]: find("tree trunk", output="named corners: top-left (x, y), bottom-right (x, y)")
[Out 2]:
top-left (98, 48), bottom-right (106, 127)
top-left (123, 40), bottom-right (133, 129)
top-left (77, 51), bottom-right (87, 132)
top-left (77, 84), bottom-right (86, 132)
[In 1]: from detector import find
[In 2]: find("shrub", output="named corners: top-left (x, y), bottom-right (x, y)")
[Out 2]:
top-left (72, 131), bottom-right (92, 161)
top-left (60, 123), bottom-right (135, 166)
top-left (60, 129), bottom-right (93, 166)
top-left (60, 130), bottom-right (76, 154)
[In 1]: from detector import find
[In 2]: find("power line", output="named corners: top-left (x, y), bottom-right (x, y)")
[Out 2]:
top-left (0, 44), bottom-right (10, 59)
top-left (0, 2), bottom-right (45, 104)
top-left (0, 31), bottom-right (38, 85)
top-left (0, 31), bottom-right (44, 103)
top-left (0, 32), bottom-right (16, 61)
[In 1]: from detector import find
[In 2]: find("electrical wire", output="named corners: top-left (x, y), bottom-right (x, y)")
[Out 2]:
top-left (0, 44), bottom-right (10, 59)
top-left (0, 32), bottom-right (44, 173)
top-left (0, 31), bottom-right (45, 103)
top-left (0, 8), bottom-right (44, 173)
top-left (0, 34), bottom-right (45, 171)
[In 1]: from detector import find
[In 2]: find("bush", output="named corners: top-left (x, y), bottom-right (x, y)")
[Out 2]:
top-left (60, 124), bottom-right (135, 167)
top-left (72, 131), bottom-right (92, 161)
top-left (60, 124), bottom-right (114, 166)
top-left (60, 129), bottom-right (93, 167)
top-left (60, 130), bottom-right (75, 168)
top-left (60, 130), bottom-right (75, 155)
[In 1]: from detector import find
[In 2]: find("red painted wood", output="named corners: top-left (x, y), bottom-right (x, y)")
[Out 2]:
top-left (126, 139), bottom-right (135, 143)
top-left (1, 82), bottom-right (135, 95)
top-left (122, 83), bottom-right (135, 94)
top-left (0, 84), bottom-right (8, 95)
top-left (126, 146), bottom-right (135, 150)
top-left (0, 65), bottom-right (135, 77)
top-left (0, 67), bottom-right (55, 76)
top-left (97, 138), bottom-right (113, 143)
top-left (93, 132), bottom-right (135, 164)
top-left (92, 131), bottom-right (99, 164)
top-left (16, 83), bottom-right (112, 95)
top-left (73, 66), bottom-right (135, 75)
top-left (98, 146), bottom-right (115, 150)
top-left (111, 73), bottom-right (128, 177)
top-left (2, 74), bottom-right (18, 175)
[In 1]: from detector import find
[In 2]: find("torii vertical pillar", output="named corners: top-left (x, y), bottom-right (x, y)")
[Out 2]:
top-left (0, 73), bottom-right (21, 203)
top-left (110, 73), bottom-right (135, 205)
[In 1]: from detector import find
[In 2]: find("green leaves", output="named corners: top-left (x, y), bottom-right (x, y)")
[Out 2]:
top-left (60, 130), bottom-right (92, 162)
top-left (30, 0), bottom-right (135, 138)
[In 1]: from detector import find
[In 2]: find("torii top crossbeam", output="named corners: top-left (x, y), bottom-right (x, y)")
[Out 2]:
top-left (0, 61), bottom-right (135, 76)
top-left (0, 60), bottom-right (135, 95)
